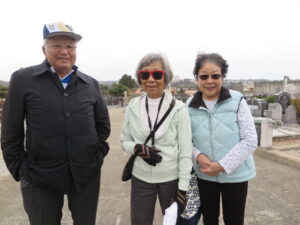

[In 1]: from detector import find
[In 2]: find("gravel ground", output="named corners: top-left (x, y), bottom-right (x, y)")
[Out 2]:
top-left (285, 149), bottom-right (300, 157)
top-left (0, 108), bottom-right (300, 225)
top-left (0, 153), bottom-right (9, 177)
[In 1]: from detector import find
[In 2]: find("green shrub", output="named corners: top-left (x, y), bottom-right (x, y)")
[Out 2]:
top-left (265, 95), bottom-right (275, 103)
top-left (291, 98), bottom-right (300, 113)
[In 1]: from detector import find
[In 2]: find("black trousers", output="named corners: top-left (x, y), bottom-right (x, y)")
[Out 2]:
top-left (197, 178), bottom-right (248, 225)
top-left (131, 176), bottom-right (178, 225)
top-left (20, 172), bottom-right (100, 225)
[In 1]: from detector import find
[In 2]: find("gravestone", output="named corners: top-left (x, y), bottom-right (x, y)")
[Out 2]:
top-left (247, 99), bottom-right (268, 117)
top-left (248, 104), bottom-right (259, 117)
top-left (283, 105), bottom-right (298, 124)
top-left (246, 98), bottom-right (253, 109)
top-left (275, 92), bottom-right (290, 114)
top-left (263, 110), bottom-right (272, 118)
top-left (268, 103), bottom-right (282, 121)
top-left (260, 101), bottom-right (268, 115)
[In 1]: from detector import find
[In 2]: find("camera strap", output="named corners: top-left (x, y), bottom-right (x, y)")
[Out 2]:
top-left (144, 96), bottom-right (176, 146)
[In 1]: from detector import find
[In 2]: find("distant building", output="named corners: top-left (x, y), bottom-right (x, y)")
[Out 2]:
top-left (225, 76), bottom-right (300, 97)
top-left (184, 89), bottom-right (197, 96)
top-left (173, 75), bottom-right (181, 82)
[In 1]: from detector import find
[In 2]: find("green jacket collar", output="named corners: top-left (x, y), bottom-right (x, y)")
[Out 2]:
top-left (128, 91), bottom-right (185, 118)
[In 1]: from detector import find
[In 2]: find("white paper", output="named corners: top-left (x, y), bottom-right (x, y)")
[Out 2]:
top-left (163, 202), bottom-right (178, 225)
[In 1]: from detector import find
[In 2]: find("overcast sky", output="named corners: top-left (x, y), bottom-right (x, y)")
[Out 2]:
top-left (0, 0), bottom-right (299, 82)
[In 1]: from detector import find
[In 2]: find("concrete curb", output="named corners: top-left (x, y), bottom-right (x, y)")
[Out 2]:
top-left (273, 135), bottom-right (300, 141)
top-left (255, 146), bottom-right (300, 171)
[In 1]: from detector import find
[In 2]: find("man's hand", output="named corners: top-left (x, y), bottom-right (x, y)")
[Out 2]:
top-left (134, 144), bottom-right (162, 166)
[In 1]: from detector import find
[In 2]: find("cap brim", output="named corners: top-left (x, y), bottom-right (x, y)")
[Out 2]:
top-left (46, 32), bottom-right (82, 41)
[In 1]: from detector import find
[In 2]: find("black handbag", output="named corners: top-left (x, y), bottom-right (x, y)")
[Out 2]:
top-left (121, 97), bottom-right (176, 181)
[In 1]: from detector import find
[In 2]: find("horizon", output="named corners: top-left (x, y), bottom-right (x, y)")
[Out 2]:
top-left (1, 75), bottom-right (299, 87)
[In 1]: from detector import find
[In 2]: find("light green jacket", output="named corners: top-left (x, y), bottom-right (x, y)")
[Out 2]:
top-left (120, 92), bottom-right (192, 191)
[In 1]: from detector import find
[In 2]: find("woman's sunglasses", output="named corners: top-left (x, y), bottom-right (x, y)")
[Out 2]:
top-left (138, 71), bottom-right (165, 80)
top-left (198, 74), bottom-right (222, 80)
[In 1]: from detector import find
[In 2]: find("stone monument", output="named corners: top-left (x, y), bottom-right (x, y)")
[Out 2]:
top-left (275, 92), bottom-right (290, 114)
top-left (247, 98), bottom-right (268, 117)
top-left (268, 103), bottom-right (282, 121)
top-left (283, 105), bottom-right (298, 124)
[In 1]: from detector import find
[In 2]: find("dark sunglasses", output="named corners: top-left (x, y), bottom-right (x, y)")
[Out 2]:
top-left (138, 71), bottom-right (165, 80)
top-left (198, 74), bottom-right (222, 80)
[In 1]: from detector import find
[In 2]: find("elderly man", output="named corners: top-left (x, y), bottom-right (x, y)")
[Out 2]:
top-left (1, 22), bottom-right (110, 225)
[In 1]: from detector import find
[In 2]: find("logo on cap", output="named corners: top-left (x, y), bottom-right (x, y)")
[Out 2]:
top-left (65, 25), bottom-right (73, 32)
top-left (48, 24), bottom-right (55, 30)
top-left (43, 21), bottom-right (82, 41)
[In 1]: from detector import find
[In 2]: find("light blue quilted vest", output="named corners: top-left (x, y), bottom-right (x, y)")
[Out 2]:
top-left (188, 90), bottom-right (256, 183)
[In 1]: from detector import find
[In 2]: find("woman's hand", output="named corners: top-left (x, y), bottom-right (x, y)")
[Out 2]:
top-left (196, 154), bottom-right (225, 176)
top-left (200, 162), bottom-right (225, 176)
top-left (134, 144), bottom-right (162, 166)
top-left (196, 154), bottom-right (211, 169)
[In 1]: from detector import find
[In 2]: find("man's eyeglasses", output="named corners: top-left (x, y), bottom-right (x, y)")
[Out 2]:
top-left (138, 71), bottom-right (165, 80)
top-left (198, 74), bottom-right (222, 80)
top-left (48, 44), bottom-right (77, 52)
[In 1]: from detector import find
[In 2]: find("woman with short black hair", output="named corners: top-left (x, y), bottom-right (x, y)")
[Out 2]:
top-left (187, 52), bottom-right (257, 225)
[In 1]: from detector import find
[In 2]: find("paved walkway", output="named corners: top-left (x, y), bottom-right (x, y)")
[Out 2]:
top-left (273, 125), bottom-right (300, 138)
top-left (0, 108), bottom-right (300, 225)
top-left (257, 123), bottom-right (300, 171)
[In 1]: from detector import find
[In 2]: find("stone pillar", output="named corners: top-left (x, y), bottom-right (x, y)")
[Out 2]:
top-left (254, 117), bottom-right (273, 149)
top-left (260, 119), bottom-right (273, 149)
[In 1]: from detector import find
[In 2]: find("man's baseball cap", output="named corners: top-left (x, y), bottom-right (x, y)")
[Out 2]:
top-left (43, 21), bottom-right (82, 41)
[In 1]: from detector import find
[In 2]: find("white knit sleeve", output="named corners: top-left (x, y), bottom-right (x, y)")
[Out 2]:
top-left (192, 146), bottom-right (202, 165)
top-left (218, 98), bottom-right (258, 174)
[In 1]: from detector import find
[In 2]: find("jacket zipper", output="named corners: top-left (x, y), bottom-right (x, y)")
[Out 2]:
top-left (208, 110), bottom-right (219, 182)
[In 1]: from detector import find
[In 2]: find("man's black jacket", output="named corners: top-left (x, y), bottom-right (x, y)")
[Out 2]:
top-left (1, 61), bottom-right (111, 193)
